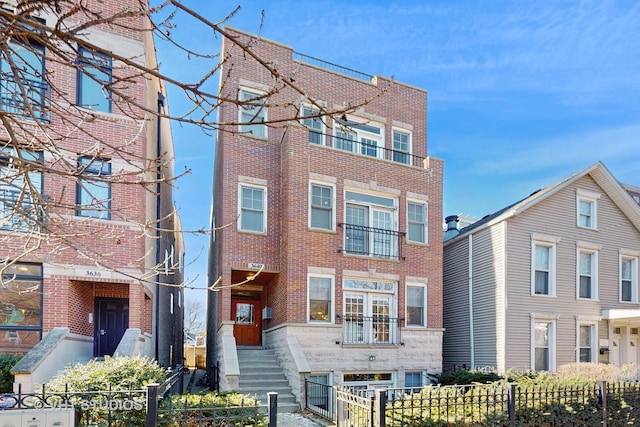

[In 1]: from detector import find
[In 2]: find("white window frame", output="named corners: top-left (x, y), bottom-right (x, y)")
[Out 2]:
top-left (343, 279), bottom-right (397, 345)
top-left (620, 252), bottom-right (639, 303)
top-left (405, 283), bottom-right (427, 328)
top-left (238, 183), bottom-right (267, 234)
top-left (238, 87), bottom-right (267, 138)
top-left (576, 189), bottom-right (600, 230)
top-left (531, 318), bottom-right (556, 372)
top-left (301, 105), bottom-right (325, 145)
top-left (307, 274), bottom-right (334, 324)
top-left (309, 181), bottom-right (335, 231)
top-left (406, 200), bottom-right (428, 244)
top-left (333, 118), bottom-right (384, 159)
top-left (577, 321), bottom-right (598, 363)
top-left (576, 244), bottom-right (599, 300)
top-left (392, 128), bottom-right (412, 165)
top-left (531, 235), bottom-right (560, 297)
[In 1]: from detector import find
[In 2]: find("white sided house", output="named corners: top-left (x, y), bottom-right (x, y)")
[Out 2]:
top-left (443, 161), bottom-right (640, 374)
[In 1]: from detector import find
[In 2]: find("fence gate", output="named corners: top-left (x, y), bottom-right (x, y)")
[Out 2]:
top-left (335, 386), bottom-right (374, 427)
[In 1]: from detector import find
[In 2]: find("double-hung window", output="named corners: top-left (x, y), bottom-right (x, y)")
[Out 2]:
top-left (343, 279), bottom-right (397, 345)
top-left (343, 191), bottom-right (398, 259)
top-left (407, 201), bottom-right (427, 244)
top-left (301, 106), bottom-right (324, 145)
top-left (334, 119), bottom-right (383, 159)
top-left (406, 284), bottom-right (426, 327)
top-left (392, 129), bottom-right (411, 165)
top-left (577, 246), bottom-right (599, 300)
top-left (0, 147), bottom-right (43, 231)
top-left (405, 371), bottom-right (423, 393)
top-left (310, 183), bottom-right (334, 230)
top-left (620, 255), bottom-right (638, 302)
top-left (308, 275), bottom-right (333, 322)
top-left (77, 47), bottom-right (112, 112)
top-left (239, 88), bottom-right (267, 138)
top-left (239, 184), bottom-right (266, 233)
top-left (576, 189), bottom-right (600, 230)
top-left (533, 320), bottom-right (555, 371)
top-left (578, 323), bottom-right (596, 363)
top-left (76, 157), bottom-right (111, 219)
top-left (531, 235), bottom-right (559, 296)
top-left (0, 38), bottom-right (47, 120)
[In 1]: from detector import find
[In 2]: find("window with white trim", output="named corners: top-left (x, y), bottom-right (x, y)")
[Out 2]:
top-left (392, 129), bottom-right (411, 165)
top-left (576, 190), bottom-right (600, 230)
top-left (239, 88), bottom-right (267, 138)
top-left (577, 248), bottom-right (598, 300)
top-left (407, 201), bottom-right (427, 244)
top-left (533, 320), bottom-right (555, 371)
top-left (578, 323), bottom-right (597, 363)
top-left (301, 106), bottom-right (324, 145)
top-left (343, 279), bottom-right (398, 345)
top-left (406, 284), bottom-right (426, 327)
top-left (307, 373), bottom-right (331, 410)
top-left (532, 240), bottom-right (556, 296)
top-left (308, 275), bottom-right (333, 323)
top-left (239, 184), bottom-right (266, 233)
top-left (310, 182), bottom-right (334, 230)
top-left (405, 371), bottom-right (423, 392)
top-left (333, 119), bottom-right (384, 159)
top-left (621, 255), bottom-right (638, 302)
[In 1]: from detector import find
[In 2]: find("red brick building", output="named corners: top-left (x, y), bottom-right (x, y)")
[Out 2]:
top-left (209, 28), bottom-right (443, 399)
top-left (0, 0), bottom-right (182, 389)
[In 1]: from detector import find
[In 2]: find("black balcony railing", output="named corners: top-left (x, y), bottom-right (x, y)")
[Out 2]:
top-left (308, 130), bottom-right (426, 167)
top-left (338, 223), bottom-right (405, 260)
top-left (340, 316), bottom-right (402, 345)
top-left (293, 52), bottom-right (373, 82)
top-left (0, 188), bottom-right (45, 231)
top-left (0, 73), bottom-right (50, 121)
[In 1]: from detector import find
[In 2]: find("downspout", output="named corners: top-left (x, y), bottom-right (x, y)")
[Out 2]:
top-left (469, 234), bottom-right (475, 369)
top-left (155, 92), bottom-right (165, 362)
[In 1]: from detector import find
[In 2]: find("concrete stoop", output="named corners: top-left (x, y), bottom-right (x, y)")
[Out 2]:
top-left (237, 348), bottom-right (300, 413)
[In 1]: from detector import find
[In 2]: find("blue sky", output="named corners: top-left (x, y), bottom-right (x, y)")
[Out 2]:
top-left (155, 1), bottom-right (640, 298)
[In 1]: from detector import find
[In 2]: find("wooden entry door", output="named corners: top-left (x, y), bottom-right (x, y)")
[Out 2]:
top-left (95, 298), bottom-right (129, 357)
top-left (232, 298), bottom-right (262, 346)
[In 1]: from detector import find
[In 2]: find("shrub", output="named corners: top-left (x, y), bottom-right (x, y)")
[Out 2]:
top-left (436, 368), bottom-right (503, 385)
top-left (0, 354), bottom-right (22, 393)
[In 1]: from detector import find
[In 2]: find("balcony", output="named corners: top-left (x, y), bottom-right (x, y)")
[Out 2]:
top-left (340, 316), bottom-right (402, 346)
top-left (0, 188), bottom-right (45, 231)
top-left (309, 130), bottom-right (426, 168)
top-left (338, 223), bottom-right (405, 260)
top-left (0, 73), bottom-right (50, 121)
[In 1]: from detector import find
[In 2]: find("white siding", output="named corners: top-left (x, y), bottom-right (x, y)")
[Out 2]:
top-left (443, 237), bottom-right (471, 369)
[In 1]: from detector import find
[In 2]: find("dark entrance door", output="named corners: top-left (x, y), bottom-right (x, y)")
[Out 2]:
top-left (232, 297), bottom-right (262, 346)
top-left (95, 298), bottom-right (129, 357)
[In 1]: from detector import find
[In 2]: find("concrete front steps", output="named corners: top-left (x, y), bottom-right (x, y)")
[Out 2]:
top-left (237, 348), bottom-right (300, 413)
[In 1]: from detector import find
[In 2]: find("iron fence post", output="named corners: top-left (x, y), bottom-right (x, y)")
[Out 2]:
top-left (600, 381), bottom-right (607, 427)
top-left (508, 383), bottom-right (516, 427)
top-left (304, 378), bottom-right (308, 410)
top-left (268, 392), bottom-right (278, 427)
top-left (146, 383), bottom-right (159, 427)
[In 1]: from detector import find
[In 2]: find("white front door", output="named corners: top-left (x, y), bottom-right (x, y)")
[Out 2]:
top-left (611, 333), bottom-right (621, 367)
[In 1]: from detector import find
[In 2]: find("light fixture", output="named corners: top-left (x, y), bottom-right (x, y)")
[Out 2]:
top-left (368, 354), bottom-right (376, 361)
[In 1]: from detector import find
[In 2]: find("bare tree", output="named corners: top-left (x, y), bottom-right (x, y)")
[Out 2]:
top-left (0, 0), bottom-right (385, 290)
top-left (183, 298), bottom-right (204, 343)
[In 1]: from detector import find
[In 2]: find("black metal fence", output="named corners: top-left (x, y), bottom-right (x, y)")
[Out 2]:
top-left (304, 380), bottom-right (640, 427)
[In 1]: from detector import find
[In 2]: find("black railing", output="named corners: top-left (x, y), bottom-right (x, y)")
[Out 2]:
top-left (304, 380), bottom-right (335, 421)
top-left (341, 316), bottom-right (402, 345)
top-left (0, 73), bottom-right (50, 121)
top-left (0, 188), bottom-right (45, 231)
top-left (293, 52), bottom-right (373, 81)
top-left (338, 223), bottom-right (405, 260)
top-left (309, 131), bottom-right (426, 168)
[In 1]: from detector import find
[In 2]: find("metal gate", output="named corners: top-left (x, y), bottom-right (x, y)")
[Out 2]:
top-left (336, 386), bottom-right (373, 427)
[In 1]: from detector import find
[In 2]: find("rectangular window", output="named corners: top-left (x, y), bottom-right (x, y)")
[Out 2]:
top-left (302, 107), bottom-right (324, 145)
top-left (239, 88), bottom-right (267, 138)
top-left (307, 374), bottom-right (331, 411)
top-left (76, 157), bottom-right (111, 219)
top-left (532, 240), bottom-right (556, 296)
top-left (407, 201), bottom-right (427, 243)
top-left (0, 148), bottom-right (43, 231)
top-left (406, 285), bottom-right (426, 327)
top-left (578, 249), bottom-right (598, 299)
top-left (308, 276), bottom-right (333, 322)
top-left (621, 256), bottom-right (638, 302)
top-left (0, 262), bottom-right (43, 355)
top-left (0, 39), bottom-right (47, 120)
top-left (579, 324), bottom-right (595, 363)
top-left (405, 371), bottom-right (422, 392)
top-left (310, 183), bottom-right (333, 230)
top-left (343, 279), bottom-right (397, 345)
top-left (239, 184), bottom-right (266, 233)
top-left (576, 190), bottom-right (599, 230)
top-left (392, 130), bottom-right (411, 164)
top-left (533, 321), bottom-right (555, 371)
top-left (77, 47), bottom-right (112, 112)
top-left (333, 119), bottom-right (383, 159)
